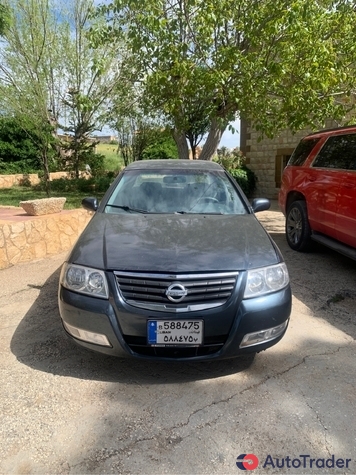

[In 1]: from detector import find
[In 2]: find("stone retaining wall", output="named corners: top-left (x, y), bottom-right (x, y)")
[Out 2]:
top-left (0, 209), bottom-right (93, 269)
top-left (0, 171), bottom-right (72, 189)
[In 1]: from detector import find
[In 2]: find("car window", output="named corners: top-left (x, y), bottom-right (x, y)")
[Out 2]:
top-left (104, 169), bottom-right (247, 215)
top-left (312, 134), bottom-right (356, 170)
top-left (288, 138), bottom-right (319, 167)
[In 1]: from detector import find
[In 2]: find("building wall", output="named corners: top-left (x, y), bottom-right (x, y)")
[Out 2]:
top-left (241, 119), bottom-right (339, 198)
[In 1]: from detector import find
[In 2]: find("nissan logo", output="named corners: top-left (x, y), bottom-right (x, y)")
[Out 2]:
top-left (165, 283), bottom-right (188, 303)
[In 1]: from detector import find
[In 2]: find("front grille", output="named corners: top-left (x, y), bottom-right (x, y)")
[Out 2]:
top-left (114, 271), bottom-right (239, 312)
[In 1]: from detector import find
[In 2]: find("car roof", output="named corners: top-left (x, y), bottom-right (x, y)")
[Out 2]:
top-left (306, 124), bottom-right (356, 139)
top-left (125, 159), bottom-right (223, 171)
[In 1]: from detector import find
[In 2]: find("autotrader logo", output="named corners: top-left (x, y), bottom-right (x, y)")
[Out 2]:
top-left (236, 454), bottom-right (259, 470)
top-left (236, 453), bottom-right (352, 470)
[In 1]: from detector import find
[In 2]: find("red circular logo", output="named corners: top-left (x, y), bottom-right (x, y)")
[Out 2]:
top-left (236, 454), bottom-right (259, 471)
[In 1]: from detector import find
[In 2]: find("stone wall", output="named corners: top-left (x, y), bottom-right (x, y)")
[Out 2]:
top-left (0, 171), bottom-right (71, 189)
top-left (0, 208), bottom-right (93, 269)
top-left (245, 127), bottom-right (310, 198)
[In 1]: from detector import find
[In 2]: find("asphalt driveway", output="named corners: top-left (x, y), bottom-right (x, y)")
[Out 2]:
top-left (0, 203), bottom-right (355, 474)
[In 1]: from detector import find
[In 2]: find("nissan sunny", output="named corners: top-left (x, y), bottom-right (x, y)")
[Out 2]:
top-left (58, 160), bottom-right (291, 360)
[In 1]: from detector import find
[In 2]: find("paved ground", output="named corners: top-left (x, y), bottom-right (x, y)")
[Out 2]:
top-left (0, 203), bottom-right (355, 474)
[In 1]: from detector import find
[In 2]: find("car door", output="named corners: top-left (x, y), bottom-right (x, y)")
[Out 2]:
top-left (307, 137), bottom-right (342, 239)
top-left (332, 134), bottom-right (356, 248)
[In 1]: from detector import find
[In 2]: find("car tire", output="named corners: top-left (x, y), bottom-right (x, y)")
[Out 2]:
top-left (286, 200), bottom-right (312, 251)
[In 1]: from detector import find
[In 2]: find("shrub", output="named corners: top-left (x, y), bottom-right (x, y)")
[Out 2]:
top-left (84, 151), bottom-right (106, 178)
top-left (0, 116), bottom-right (46, 172)
top-left (216, 147), bottom-right (245, 170)
top-left (214, 149), bottom-right (257, 197)
top-left (0, 159), bottom-right (40, 175)
top-left (228, 166), bottom-right (257, 197)
top-left (34, 172), bottom-right (116, 195)
top-left (140, 129), bottom-right (178, 160)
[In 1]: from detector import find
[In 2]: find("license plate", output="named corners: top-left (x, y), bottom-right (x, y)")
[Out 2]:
top-left (147, 320), bottom-right (203, 346)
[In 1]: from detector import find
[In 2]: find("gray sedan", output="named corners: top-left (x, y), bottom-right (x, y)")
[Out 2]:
top-left (58, 160), bottom-right (291, 360)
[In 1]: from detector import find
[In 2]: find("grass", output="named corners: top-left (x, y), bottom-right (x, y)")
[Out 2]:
top-left (96, 142), bottom-right (124, 171)
top-left (0, 186), bottom-right (105, 210)
top-left (0, 143), bottom-right (122, 209)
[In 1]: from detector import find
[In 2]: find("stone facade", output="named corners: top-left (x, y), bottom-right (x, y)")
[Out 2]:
top-left (0, 208), bottom-right (93, 269)
top-left (240, 119), bottom-right (339, 198)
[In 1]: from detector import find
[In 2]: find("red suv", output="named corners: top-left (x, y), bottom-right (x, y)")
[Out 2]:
top-left (279, 125), bottom-right (356, 260)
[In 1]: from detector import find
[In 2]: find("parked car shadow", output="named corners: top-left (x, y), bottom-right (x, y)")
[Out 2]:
top-left (265, 229), bottom-right (356, 340)
top-left (258, 204), bottom-right (356, 340)
top-left (10, 266), bottom-right (255, 383)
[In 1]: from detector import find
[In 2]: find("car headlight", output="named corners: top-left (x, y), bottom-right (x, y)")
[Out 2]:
top-left (60, 263), bottom-right (109, 299)
top-left (244, 262), bottom-right (289, 299)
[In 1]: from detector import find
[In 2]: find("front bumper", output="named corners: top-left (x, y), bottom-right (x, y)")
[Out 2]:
top-left (58, 273), bottom-right (292, 361)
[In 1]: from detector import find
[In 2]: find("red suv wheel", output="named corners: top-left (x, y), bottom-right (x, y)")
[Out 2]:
top-left (286, 201), bottom-right (312, 251)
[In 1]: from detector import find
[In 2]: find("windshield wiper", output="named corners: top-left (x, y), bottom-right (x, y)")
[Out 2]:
top-left (106, 204), bottom-right (148, 214)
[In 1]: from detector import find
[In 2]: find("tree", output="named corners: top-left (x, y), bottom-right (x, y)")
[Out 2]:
top-left (0, 0), bottom-right (67, 194)
top-left (60, 0), bottom-right (131, 178)
top-left (0, 0), bottom-right (133, 190)
top-left (141, 129), bottom-right (178, 160)
top-left (95, 0), bottom-right (356, 160)
top-left (114, 114), bottom-right (178, 166)
top-left (184, 104), bottom-right (210, 160)
top-left (0, 2), bottom-right (10, 35)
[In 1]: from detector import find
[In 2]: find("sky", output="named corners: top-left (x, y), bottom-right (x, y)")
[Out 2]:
top-left (99, 118), bottom-right (241, 149)
top-left (219, 119), bottom-right (241, 148)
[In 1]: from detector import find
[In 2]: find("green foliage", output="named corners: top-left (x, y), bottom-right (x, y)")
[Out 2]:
top-left (113, 116), bottom-right (178, 165)
top-left (216, 147), bottom-right (245, 170)
top-left (141, 131), bottom-right (178, 160)
top-left (83, 150), bottom-right (106, 178)
top-left (0, 2), bottom-right (10, 35)
top-left (0, 116), bottom-right (42, 172)
top-left (59, 1), bottom-right (131, 173)
top-left (95, 0), bottom-right (356, 159)
top-left (0, 0), bottom-right (130, 191)
top-left (60, 137), bottom-right (105, 179)
top-left (95, 142), bottom-right (123, 171)
top-left (228, 166), bottom-right (257, 198)
top-left (34, 173), bottom-right (115, 194)
top-left (215, 149), bottom-right (256, 197)
top-left (0, 160), bottom-right (40, 174)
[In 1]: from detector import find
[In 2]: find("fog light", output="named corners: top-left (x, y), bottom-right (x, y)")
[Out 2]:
top-left (239, 321), bottom-right (288, 348)
top-left (63, 322), bottom-right (111, 347)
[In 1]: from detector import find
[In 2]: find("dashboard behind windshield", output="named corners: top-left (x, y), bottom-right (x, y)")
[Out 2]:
top-left (105, 169), bottom-right (247, 215)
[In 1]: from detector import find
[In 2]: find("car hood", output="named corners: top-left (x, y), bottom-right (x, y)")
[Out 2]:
top-left (69, 213), bottom-right (279, 272)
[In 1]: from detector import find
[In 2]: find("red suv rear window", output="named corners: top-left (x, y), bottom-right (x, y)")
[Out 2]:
top-left (312, 133), bottom-right (356, 170)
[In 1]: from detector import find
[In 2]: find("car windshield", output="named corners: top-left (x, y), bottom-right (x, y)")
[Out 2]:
top-left (105, 169), bottom-right (247, 215)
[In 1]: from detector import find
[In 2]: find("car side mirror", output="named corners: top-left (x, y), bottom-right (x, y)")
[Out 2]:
top-left (82, 197), bottom-right (99, 212)
top-left (251, 198), bottom-right (270, 213)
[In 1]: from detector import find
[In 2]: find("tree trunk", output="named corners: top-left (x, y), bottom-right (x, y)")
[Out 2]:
top-left (199, 118), bottom-right (227, 161)
top-left (172, 128), bottom-right (189, 160)
top-left (191, 145), bottom-right (197, 160)
top-left (41, 149), bottom-right (51, 197)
